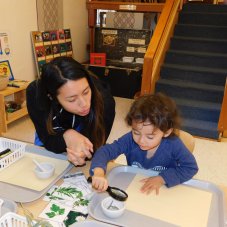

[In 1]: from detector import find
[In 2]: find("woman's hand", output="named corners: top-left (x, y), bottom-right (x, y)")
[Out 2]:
top-left (140, 176), bottom-right (165, 195)
top-left (63, 129), bottom-right (93, 166)
top-left (92, 168), bottom-right (108, 192)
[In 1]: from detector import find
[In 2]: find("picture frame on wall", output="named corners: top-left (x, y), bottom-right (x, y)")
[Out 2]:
top-left (0, 60), bottom-right (14, 80)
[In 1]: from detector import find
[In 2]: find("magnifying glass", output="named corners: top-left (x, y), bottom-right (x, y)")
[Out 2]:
top-left (87, 176), bottom-right (128, 201)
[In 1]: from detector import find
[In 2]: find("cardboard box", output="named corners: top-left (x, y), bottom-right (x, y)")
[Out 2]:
top-left (90, 53), bottom-right (106, 66)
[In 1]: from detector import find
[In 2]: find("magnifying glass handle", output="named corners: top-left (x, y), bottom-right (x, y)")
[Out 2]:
top-left (87, 176), bottom-right (92, 183)
top-left (106, 186), bottom-right (112, 193)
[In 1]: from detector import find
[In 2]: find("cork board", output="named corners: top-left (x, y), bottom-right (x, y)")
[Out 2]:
top-left (126, 174), bottom-right (212, 227)
top-left (0, 152), bottom-right (69, 191)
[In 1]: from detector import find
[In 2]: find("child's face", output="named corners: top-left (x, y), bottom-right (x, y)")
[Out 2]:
top-left (132, 120), bottom-right (171, 152)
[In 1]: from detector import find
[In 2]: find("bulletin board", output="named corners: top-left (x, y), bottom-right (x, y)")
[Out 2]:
top-left (31, 29), bottom-right (74, 76)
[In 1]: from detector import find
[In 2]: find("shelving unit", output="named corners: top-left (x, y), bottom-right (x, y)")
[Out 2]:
top-left (86, 1), bottom-right (165, 97)
top-left (0, 82), bottom-right (29, 135)
top-left (86, 0), bottom-right (164, 52)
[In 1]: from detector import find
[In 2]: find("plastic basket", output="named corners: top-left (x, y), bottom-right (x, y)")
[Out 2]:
top-left (0, 137), bottom-right (26, 172)
top-left (0, 212), bottom-right (27, 227)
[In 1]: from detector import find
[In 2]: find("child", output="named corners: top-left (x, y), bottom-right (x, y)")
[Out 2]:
top-left (89, 93), bottom-right (198, 195)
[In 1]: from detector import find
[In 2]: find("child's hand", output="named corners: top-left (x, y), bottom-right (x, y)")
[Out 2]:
top-left (140, 176), bottom-right (165, 195)
top-left (92, 167), bottom-right (108, 192)
top-left (92, 175), bottom-right (108, 192)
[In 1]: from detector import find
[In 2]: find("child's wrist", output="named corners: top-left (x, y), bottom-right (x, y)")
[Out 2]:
top-left (94, 167), bottom-right (105, 177)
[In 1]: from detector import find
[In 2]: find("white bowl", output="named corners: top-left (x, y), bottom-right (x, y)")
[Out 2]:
top-left (101, 197), bottom-right (125, 219)
top-left (34, 162), bottom-right (55, 179)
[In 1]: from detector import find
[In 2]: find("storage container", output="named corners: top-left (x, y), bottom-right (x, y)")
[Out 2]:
top-left (0, 137), bottom-right (26, 172)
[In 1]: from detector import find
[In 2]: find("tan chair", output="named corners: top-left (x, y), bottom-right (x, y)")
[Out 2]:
top-left (178, 130), bottom-right (195, 153)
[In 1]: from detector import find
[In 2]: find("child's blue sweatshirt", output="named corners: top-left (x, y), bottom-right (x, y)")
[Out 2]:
top-left (90, 132), bottom-right (198, 187)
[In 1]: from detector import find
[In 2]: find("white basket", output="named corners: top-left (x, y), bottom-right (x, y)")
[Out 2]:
top-left (0, 137), bottom-right (26, 172)
top-left (0, 212), bottom-right (27, 227)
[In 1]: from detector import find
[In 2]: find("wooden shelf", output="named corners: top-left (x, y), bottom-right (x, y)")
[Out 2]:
top-left (0, 82), bottom-right (30, 135)
top-left (6, 106), bottom-right (28, 123)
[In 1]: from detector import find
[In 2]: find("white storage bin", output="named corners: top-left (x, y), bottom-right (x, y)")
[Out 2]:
top-left (0, 137), bottom-right (26, 172)
top-left (0, 212), bottom-right (27, 226)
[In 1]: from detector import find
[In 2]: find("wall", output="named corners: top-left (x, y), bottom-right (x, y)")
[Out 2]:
top-left (0, 0), bottom-right (38, 81)
top-left (63, 0), bottom-right (89, 63)
top-left (0, 0), bottom-right (89, 81)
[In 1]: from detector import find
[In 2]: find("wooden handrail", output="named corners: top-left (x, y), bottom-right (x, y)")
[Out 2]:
top-left (218, 78), bottom-right (227, 135)
top-left (141, 0), bottom-right (181, 95)
top-left (86, 1), bottom-right (164, 12)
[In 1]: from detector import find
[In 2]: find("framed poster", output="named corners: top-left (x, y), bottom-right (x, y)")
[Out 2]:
top-left (0, 60), bottom-right (14, 80)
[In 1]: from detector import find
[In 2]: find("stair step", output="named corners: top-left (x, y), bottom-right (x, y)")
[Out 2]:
top-left (181, 118), bottom-right (219, 139)
top-left (174, 98), bottom-right (220, 122)
top-left (183, 3), bottom-right (227, 13)
top-left (165, 50), bottom-right (227, 69)
top-left (157, 3), bottom-right (226, 139)
top-left (178, 12), bottom-right (227, 26)
top-left (174, 97), bottom-right (220, 110)
top-left (174, 24), bottom-right (227, 40)
top-left (156, 78), bottom-right (224, 103)
top-left (170, 36), bottom-right (227, 54)
top-left (161, 63), bottom-right (227, 86)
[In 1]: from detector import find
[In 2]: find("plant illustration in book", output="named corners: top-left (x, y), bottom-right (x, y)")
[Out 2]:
top-left (41, 172), bottom-right (92, 225)
top-left (46, 203), bottom-right (65, 218)
top-left (64, 211), bottom-right (88, 227)
top-left (39, 202), bottom-right (71, 223)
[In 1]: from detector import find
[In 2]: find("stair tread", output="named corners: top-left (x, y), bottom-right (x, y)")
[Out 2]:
top-left (183, 3), bottom-right (227, 13)
top-left (177, 23), bottom-right (227, 29)
top-left (182, 118), bottom-right (218, 131)
top-left (173, 98), bottom-right (221, 110)
top-left (158, 78), bottom-right (224, 92)
top-left (181, 11), bottom-right (227, 15)
top-left (173, 35), bottom-right (227, 43)
top-left (158, 4), bottom-right (225, 139)
top-left (168, 49), bottom-right (227, 58)
top-left (162, 63), bottom-right (227, 74)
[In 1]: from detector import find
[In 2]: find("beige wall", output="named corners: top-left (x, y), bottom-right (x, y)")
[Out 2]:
top-left (0, 0), bottom-right (88, 81)
top-left (63, 0), bottom-right (89, 63)
top-left (0, 0), bottom-right (38, 81)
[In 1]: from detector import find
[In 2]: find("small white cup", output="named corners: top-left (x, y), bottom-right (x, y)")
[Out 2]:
top-left (34, 162), bottom-right (55, 179)
top-left (101, 196), bottom-right (125, 219)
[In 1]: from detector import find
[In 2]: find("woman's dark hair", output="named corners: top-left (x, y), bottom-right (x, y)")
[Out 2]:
top-left (126, 93), bottom-right (181, 136)
top-left (38, 56), bottom-right (105, 149)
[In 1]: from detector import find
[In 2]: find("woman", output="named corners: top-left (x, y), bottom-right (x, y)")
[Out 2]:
top-left (26, 57), bottom-right (115, 166)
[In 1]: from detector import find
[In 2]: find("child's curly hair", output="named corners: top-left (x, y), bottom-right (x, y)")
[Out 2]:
top-left (126, 93), bottom-right (181, 136)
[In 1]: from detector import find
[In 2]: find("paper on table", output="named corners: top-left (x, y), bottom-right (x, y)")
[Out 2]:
top-left (126, 174), bottom-right (212, 227)
top-left (0, 153), bottom-right (69, 191)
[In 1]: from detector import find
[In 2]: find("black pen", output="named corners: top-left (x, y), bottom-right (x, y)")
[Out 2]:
top-left (0, 148), bottom-right (11, 157)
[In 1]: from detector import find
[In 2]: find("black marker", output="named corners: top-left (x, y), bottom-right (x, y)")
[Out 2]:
top-left (0, 148), bottom-right (11, 157)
